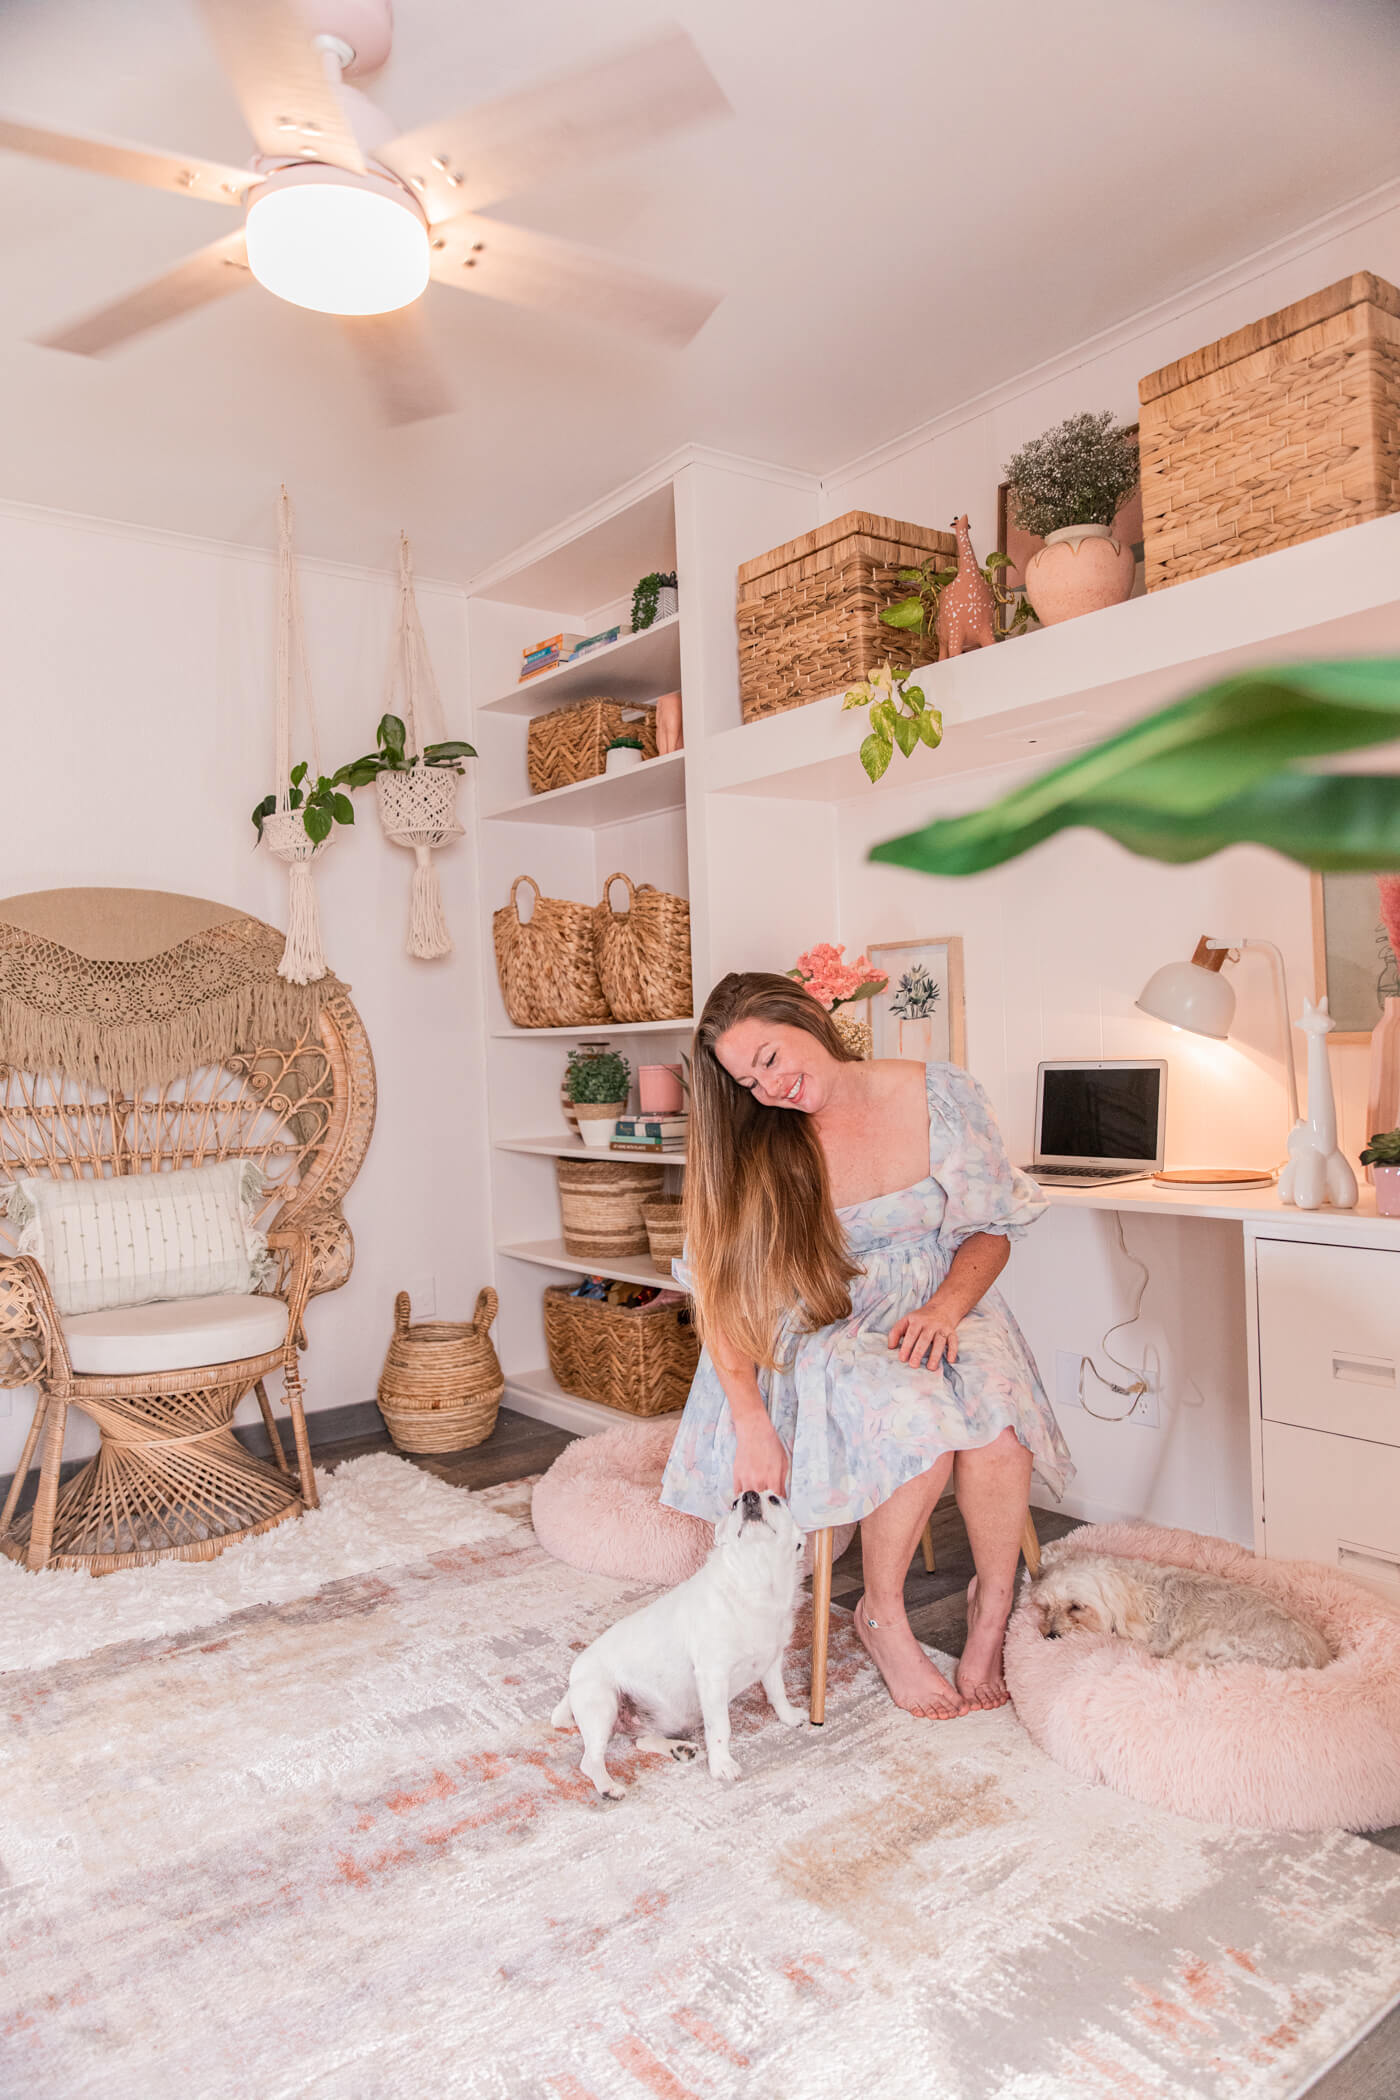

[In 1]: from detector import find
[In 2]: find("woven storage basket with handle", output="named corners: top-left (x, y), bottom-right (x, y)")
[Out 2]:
top-left (493, 875), bottom-right (611, 1028)
top-left (557, 1156), bottom-right (664, 1259)
top-left (593, 872), bottom-right (693, 1023)
top-left (543, 1283), bottom-right (698, 1416)
top-left (641, 1196), bottom-right (685, 1267)
top-left (737, 511), bottom-right (957, 722)
top-left (527, 699), bottom-right (658, 795)
top-left (377, 1288), bottom-right (504, 1453)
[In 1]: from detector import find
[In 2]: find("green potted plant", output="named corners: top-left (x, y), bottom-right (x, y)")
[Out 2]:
top-left (566, 1046), bottom-right (631, 1149)
top-left (1004, 409), bottom-right (1140, 625)
top-left (1360, 1128), bottom-right (1400, 1214)
top-left (842, 662), bottom-right (943, 783)
top-left (631, 571), bottom-right (678, 632)
top-left (251, 760), bottom-right (356, 845)
top-left (604, 734), bottom-right (646, 778)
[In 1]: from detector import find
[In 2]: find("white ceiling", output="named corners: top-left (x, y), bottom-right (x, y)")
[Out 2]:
top-left (2, 0), bottom-right (1399, 582)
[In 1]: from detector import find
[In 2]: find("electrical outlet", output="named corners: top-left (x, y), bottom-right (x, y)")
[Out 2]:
top-left (1055, 1349), bottom-right (1158, 1428)
top-left (404, 1274), bottom-right (436, 1319)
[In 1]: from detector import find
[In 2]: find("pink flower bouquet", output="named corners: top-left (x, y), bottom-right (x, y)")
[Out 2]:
top-left (787, 942), bottom-right (888, 1012)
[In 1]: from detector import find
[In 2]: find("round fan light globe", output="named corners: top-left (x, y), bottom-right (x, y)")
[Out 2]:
top-left (245, 168), bottom-right (429, 316)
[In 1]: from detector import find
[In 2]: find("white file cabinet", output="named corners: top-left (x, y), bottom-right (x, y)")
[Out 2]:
top-left (1251, 1233), bottom-right (1400, 1600)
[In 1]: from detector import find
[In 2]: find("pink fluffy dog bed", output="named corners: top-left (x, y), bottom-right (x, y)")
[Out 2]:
top-left (1004, 1520), bottom-right (1400, 1832)
top-left (531, 1418), bottom-right (853, 1585)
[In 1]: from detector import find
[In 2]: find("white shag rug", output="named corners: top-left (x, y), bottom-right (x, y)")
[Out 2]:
top-left (1, 1456), bottom-right (1398, 2100)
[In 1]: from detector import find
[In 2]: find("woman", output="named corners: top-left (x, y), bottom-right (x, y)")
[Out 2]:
top-left (661, 971), bottom-right (1071, 1720)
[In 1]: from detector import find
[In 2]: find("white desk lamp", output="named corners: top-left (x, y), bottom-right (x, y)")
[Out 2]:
top-left (1135, 935), bottom-right (1298, 1185)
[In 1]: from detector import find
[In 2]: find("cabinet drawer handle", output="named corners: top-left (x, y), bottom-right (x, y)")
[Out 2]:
top-left (1338, 1539), bottom-right (1400, 1577)
top-left (1330, 1353), bottom-right (1396, 1388)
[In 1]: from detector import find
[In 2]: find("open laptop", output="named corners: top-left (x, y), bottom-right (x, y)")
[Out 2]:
top-left (1025, 1059), bottom-right (1167, 1187)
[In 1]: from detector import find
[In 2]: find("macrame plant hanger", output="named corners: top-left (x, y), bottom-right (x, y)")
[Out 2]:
top-left (377, 532), bottom-right (464, 960)
top-left (261, 487), bottom-right (331, 985)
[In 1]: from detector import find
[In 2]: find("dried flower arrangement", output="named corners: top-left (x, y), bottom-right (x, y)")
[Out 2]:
top-left (1005, 410), bottom-right (1140, 538)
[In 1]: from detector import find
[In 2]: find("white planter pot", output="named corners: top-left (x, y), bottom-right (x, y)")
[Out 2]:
top-left (575, 1108), bottom-right (622, 1149)
top-left (605, 746), bottom-right (645, 776)
top-left (655, 586), bottom-right (678, 622)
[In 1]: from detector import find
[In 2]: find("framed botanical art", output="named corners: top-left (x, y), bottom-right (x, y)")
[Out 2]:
top-left (867, 936), bottom-right (966, 1065)
top-left (1311, 873), bottom-right (1400, 1044)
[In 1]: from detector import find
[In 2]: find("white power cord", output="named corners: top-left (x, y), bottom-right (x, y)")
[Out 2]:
top-left (1076, 1213), bottom-right (1151, 1422)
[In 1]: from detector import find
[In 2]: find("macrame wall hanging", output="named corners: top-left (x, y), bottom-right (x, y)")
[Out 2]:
top-left (261, 488), bottom-right (334, 985)
top-left (376, 533), bottom-right (468, 960)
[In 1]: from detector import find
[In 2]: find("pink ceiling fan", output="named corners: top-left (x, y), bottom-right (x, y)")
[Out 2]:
top-left (0, 0), bottom-right (729, 423)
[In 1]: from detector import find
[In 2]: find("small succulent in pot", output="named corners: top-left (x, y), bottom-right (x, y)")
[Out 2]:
top-left (604, 732), bottom-right (646, 775)
top-left (631, 571), bottom-right (678, 632)
top-left (1361, 1127), bottom-right (1400, 1215)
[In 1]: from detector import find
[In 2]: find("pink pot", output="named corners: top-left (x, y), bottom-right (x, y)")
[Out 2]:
top-left (655, 690), bottom-right (684, 754)
top-left (639, 1063), bottom-right (685, 1114)
top-left (1374, 1164), bottom-right (1400, 1216)
top-left (1024, 523), bottom-right (1136, 626)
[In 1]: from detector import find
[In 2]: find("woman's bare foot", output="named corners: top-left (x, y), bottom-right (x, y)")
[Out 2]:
top-left (956, 1575), bottom-right (1013, 1710)
top-left (853, 1595), bottom-right (968, 1719)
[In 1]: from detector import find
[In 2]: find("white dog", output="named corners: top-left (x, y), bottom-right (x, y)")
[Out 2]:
top-left (553, 1488), bottom-right (810, 1797)
top-left (1030, 1551), bottom-right (1331, 1670)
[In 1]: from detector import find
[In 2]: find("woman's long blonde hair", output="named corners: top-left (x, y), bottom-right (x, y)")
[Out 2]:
top-left (683, 972), bottom-right (861, 1367)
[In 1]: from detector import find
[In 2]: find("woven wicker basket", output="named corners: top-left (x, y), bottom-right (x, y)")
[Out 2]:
top-left (543, 1283), bottom-right (698, 1416)
top-left (641, 1195), bottom-right (685, 1267)
top-left (1139, 271), bottom-right (1400, 591)
top-left (593, 872), bottom-right (693, 1023)
top-left (377, 1288), bottom-right (503, 1453)
top-left (557, 1155), bottom-right (664, 1259)
top-left (493, 875), bottom-right (610, 1029)
top-left (737, 511), bottom-right (957, 723)
top-left (527, 699), bottom-right (658, 796)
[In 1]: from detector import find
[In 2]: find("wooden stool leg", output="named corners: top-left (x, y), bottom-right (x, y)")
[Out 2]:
top-left (809, 1526), bottom-right (834, 1726)
top-left (0, 1394), bottom-right (48, 1539)
top-left (281, 1357), bottom-right (319, 1511)
top-left (26, 1398), bottom-right (67, 1572)
top-left (1020, 1511), bottom-right (1041, 1577)
top-left (254, 1379), bottom-right (292, 1477)
top-left (919, 1519), bottom-right (936, 1574)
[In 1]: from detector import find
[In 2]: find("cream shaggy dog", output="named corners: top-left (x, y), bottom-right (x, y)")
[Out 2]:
top-left (1030, 1551), bottom-right (1331, 1669)
top-left (553, 1488), bottom-right (809, 1797)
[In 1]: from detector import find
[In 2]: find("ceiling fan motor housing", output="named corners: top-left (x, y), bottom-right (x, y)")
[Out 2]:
top-left (298, 0), bottom-right (394, 77)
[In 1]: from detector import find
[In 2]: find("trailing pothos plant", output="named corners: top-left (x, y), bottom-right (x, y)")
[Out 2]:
top-left (843, 662), bottom-right (944, 783)
top-left (880, 552), bottom-right (1038, 649)
top-left (251, 761), bottom-right (355, 846)
top-left (335, 712), bottom-right (476, 789)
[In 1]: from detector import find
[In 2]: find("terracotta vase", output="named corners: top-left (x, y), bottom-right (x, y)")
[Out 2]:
top-left (655, 691), bottom-right (684, 754)
top-left (1024, 523), bottom-right (1136, 626)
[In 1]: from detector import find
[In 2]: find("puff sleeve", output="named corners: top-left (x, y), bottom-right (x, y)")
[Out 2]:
top-left (925, 1062), bottom-right (1046, 1253)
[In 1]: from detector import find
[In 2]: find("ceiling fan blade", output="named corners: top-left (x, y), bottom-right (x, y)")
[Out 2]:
top-left (338, 306), bottom-right (455, 426)
top-left (0, 113), bottom-right (252, 203)
top-left (430, 214), bottom-right (720, 348)
top-left (196, 0), bottom-right (366, 172)
top-left (35, 230), bottom-right (253, 356)
top-left (379, 25), bottom-right (728, 223)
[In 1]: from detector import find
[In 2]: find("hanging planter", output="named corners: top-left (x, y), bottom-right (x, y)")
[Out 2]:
top-left (341, 535), bottom-right (475, 960)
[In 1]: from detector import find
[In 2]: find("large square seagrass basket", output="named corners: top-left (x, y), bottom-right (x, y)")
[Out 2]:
top-left (1138, 271), bottom-right (1400, 591)
top-left (736, 510), bottom-right (956, 722)
top-left (543, 1284), bottom-right (698, 1416)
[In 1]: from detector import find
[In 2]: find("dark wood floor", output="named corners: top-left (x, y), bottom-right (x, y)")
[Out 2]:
top-left (320, 1406), bottom-right (1400, 2098)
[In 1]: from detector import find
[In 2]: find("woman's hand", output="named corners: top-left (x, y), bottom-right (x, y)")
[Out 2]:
top-left (732, 1412), bottom-right (790, 1497)
top-left (888, 1294), bottom-right (960, 1370)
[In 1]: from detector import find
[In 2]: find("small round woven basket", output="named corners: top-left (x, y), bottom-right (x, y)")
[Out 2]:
top-left (377, 1287), bottom-right (503, 1453)
top-left (641, 1196), bottom-right (685, 1267)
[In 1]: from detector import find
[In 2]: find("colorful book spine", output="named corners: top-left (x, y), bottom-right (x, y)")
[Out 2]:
top-left (614, 1117), bottom-right (689, 1138)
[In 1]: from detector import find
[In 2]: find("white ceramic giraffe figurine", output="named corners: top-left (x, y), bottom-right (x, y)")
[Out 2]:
top-left (1280, 996), bottom-right (1358, 1210)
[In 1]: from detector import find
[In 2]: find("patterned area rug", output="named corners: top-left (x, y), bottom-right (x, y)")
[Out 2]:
top-left (2, 1456), bottom-right (1398, 2100)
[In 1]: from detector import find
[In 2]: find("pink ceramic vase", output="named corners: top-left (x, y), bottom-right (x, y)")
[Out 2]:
top-left (638, 1063), bottom-right (685, 1113)
top-left (655, 690), bottom-right (684, 754)
top-left (1024, 523), bottom-right (1136, 626)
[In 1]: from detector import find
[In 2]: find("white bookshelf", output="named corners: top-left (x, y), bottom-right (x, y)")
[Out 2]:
top-left (497, 1135), bottom-right (686, 1164)
top-left (499, 1238), bottom-right (677, 1289)
top-left (478, 615), bottom-right (682, 718)
top-left (484, 751), bottom-right (685, 829)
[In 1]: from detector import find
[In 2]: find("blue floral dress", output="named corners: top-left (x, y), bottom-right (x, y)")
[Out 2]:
top-left (660, 1062), bottom-right (1073, 1530)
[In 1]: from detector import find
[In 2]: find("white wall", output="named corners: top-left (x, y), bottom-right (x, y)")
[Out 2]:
top-left (0, 501), bottom-right (491, 1473)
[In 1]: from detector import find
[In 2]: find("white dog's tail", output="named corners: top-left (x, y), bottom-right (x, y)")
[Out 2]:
top-left (551, 1690), bottom-right (574, 1731)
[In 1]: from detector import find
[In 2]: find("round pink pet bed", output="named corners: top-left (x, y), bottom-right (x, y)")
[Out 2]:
top-left (1004, 1520), bottom-right (1400, 1832)
top-left (531, 1418), bottom-right (853, 1585)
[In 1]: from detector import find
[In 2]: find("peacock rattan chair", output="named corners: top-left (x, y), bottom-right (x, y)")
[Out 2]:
top-left (0, 888), bottom-right (376, 1575)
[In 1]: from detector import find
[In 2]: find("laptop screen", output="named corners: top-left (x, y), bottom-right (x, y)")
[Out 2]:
top-left (1037, 1063), bottom-right (1164, 1166)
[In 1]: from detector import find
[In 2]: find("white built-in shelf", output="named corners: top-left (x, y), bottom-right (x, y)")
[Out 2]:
top-left (704, 512), bottom-right (1400, 802)
top-left (504, 1366), bottom-right (682, 1436)
top-left (491, 1016), bottom-right (694, 1040)
top-left (497, 1135), bottom-right (686, 1164)
top-left (498, 1237), bottom-right (676, 1288)
top-left (485, 750), bottom-right (685, 828)
top-left (479, 616), bottom-right (682, 719)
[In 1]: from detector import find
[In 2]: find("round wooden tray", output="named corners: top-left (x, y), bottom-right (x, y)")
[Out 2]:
top-left (1152, 1168), bottom-right (1277, 1187)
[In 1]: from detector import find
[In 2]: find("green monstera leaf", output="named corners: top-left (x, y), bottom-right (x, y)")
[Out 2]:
top-left (871, 658), bottom-right (1400, 876)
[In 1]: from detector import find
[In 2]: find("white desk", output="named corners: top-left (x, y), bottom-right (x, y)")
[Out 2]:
top-left (1039, 1180), bottom-right (1400, 1597)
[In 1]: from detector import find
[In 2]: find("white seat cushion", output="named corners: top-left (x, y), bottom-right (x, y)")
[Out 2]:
top-left (63, 1293), bottom-right (288, 1377)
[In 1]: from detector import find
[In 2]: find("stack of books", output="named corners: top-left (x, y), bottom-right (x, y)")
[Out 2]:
top-left (609, 1113), bottom-right (687, 1155)
top-left (518, 633), bottom-right (584, 682)
top-left (566, 626), bottom-right (621, 662)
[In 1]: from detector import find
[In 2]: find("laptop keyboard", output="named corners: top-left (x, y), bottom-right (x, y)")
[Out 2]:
top-left (1026, 1164), bottom-right (1147, 1183)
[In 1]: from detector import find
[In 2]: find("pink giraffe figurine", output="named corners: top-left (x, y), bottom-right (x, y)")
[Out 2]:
top-left (934, 515), bottom-right (999, 659)
top-left (1280, 996), bottom-right (1358, 1211)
